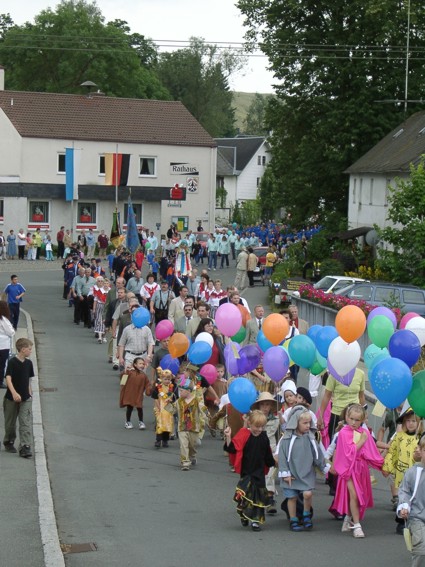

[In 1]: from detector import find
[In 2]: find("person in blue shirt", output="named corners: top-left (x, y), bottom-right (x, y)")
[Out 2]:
top-left (4, 274), bottom-right (26, 330)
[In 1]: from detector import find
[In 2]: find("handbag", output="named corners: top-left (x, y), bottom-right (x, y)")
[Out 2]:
top-left (403, 523), bottom-right (412, 552)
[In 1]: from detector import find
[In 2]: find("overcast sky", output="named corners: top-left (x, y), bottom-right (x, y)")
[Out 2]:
top-left (2, 0), bottom-right (275, 93)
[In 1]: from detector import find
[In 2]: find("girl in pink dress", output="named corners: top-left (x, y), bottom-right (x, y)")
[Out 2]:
top-left (332, 403), bottom-right (384, 538)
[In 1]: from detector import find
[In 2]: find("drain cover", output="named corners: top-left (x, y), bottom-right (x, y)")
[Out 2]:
top-left (40, 387), bottom-right (58, 392)
top-left (60, 542), bottom-right (98, 554)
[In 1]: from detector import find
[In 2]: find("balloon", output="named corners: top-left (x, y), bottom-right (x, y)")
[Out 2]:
top-left (200, 364), bottom-right (218, 385)
top-left (145, 242), bottom-right (151, 249)
top-left (232, 222), bottom-right (237, 228)
top-left (307, 324), bottom-right (322, 344)
top-left (155, 319), bottom-right (174, 340)
top-left (405, 316), bottom-right (425, 346)
top-left (224, 342), bottom-right (241, 375)
top-left (159, 354), bottom-right (180, 375)
top-left (335, 305), bottom-right (366, 343)
top-left (316, 351), bottom-right (327, 368)
top-left (195, 332), bottom-right (214, 348)
top-left (327, 337), bottom-right (361, 377)
top-left (389, 329), bottom-right (421, 368)
top-left (364, 344), bottom-right (389, 369)
top-left (367, 315), bottom-right (394, 348)
top-left (257, 330), bottom-right (273, 353)
top-left (263, 346), bottom-right (290, 382)
top-left (408, 370), bottom-right (425, 418)
top-left (400, 312), bottom-right (420, 330)
top-left (370, 358), bottom-right (413, 409)
top-left (310, 360), bottom-right (326, 376)
top-left (262, 313), bottom-right (290, 346)
top-left (288, 335), bottom-right (316, 368)
top-left (228, 377), bottom-right (258, 413)
top-left (369, 351), bottom-right (391, 371)
top-left (367, 306), bottom-right (397, 330)
top-left (327, 360), bottom-right (356, 387)
top-left (315, 326), bottom-right (339, 358)
top-left (187, 341), bottom-right (212, 365)
top-left (131, 307), bottom-right (150, 328)
top-left (237, 345), bottom-right (261, 374)
top-left (231, 326), bottom-right (247, 344)
top-left (168, 333), bottom-right (190, 358)
top-left (215, 303), bottom-right (242, 337)
top-left (224, 342), bottom-right (241, 358)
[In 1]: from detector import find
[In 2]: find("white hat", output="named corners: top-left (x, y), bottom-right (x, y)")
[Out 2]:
top-left (280, 380), bottom-right (297, 397)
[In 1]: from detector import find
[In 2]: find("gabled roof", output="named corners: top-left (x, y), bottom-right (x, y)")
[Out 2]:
top-left (0, 90), bottom-right (215, 148)
top-left (216, 148), bottom-right (234, 176)
top-left (346, 111), bottom-right (425, 174)
top-left (215, 136), bottom-right (267, 172)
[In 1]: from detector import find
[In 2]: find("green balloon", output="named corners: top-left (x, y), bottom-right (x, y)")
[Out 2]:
top-left (367, 315), bottom-right (394, 349)
top-left (310, 361), bottom-right (326, 375)
top-left (408, 370), bottom-right (425, 418)
top-left (145, 242), bottom-right (151, 249)
top-left (231, 326), bottom-right (247, 344)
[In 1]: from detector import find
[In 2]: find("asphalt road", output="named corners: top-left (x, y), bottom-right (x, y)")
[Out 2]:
top-left (12, 262), bottom-right (410, 567)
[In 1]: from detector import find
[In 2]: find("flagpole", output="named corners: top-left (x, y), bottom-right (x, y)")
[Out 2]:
top-left (115, 143), bottom-right (118, 206)
top-left (71, 141), bottom-right (75, 239)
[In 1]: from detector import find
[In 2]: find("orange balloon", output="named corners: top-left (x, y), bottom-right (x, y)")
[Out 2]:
top-left (335, 305), bottom-right (366, 343)
top-left (262, 313), bottom-right (290, 345)
top-left (168, 333), bottom-right (190, 358)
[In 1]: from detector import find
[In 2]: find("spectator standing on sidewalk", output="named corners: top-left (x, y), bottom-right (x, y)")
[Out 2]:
top-left (234, 247), bottom-right (249, 292)
top-left (86, 229), bottom-right (96, 258)
top-left (56, 226), bottom-right (65, 259)
top-left (4, 274), bottom-right (26, 330)
top-left (0, 301), bottom-right (15, 389)
top-left (97, 230), bottom-right (109, 258)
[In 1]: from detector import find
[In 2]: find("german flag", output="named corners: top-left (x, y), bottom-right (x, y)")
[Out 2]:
top-left (105, 154), bottom-right (130, 186)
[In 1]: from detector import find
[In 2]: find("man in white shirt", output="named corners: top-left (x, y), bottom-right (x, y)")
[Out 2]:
top-left (148, 231), bottom-right (158, 252)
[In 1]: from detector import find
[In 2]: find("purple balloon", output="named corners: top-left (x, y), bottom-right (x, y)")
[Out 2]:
top-left (237, 345), bottom-right (261, 374)
top-left (328, 360), bottom-right (356, 387)
top-left (224, 342), bottom-right (242, 376)
top-left (367, 306), bottom-right (397, 330)
top-left (263, 346), bottom-right (290, 382)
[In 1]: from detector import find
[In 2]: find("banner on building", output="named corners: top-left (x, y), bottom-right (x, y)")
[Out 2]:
top-left (105, 153), bottom-right (130, 186)
top-left (65, 148), bottom-right (82, 201)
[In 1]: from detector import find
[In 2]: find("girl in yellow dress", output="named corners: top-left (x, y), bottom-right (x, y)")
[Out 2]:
top-left (151, 368), bottom-right (176, 448)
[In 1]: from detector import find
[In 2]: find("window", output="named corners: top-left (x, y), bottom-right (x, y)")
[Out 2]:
top-left (369, 178), bottom-right (374, 205)
top-left (58, 153), bottom-right (65, 174)
top-left (257, 156), bottom-right (261, 165)
top-left (78, 203), bottom-right (96, 224)
top-left (0, 199), bottom-right (3, 221)
top-left (403, 290), bottom-right (425, 305)
top-left (139, 157), bottom-right (156, 176)
top-left (30, 201), bottom-right (49, 223)
top-left (375, 287), bottom-right (400, 303)
top-left (348, 285), bottom-right (373, 301)
top-left (99, 155), bottom-right (105, 175)
top-left (256, 177), bottom-right (261, 187)
top-left (124, 203), bottom-right (142, 225)
top-left (262, 156), bottom-right (266, 166)
top-left (359, 178), bottom-right (363, 205)
top-left (353, 179), bottom-right (357, 203)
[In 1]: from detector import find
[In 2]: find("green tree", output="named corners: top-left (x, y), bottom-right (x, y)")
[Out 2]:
top-left (0, 1), bottom-right (168, 99)
top-left (376, 160), bottom-right (425, 285)
top-left (157, 37), bottom-right (243, 137)
top-left (257, 164), bottom-right (281, 219)
top-left (237, 0), bottom-right (425, 224)
top-left (243, 93), bottom-right (272, 135)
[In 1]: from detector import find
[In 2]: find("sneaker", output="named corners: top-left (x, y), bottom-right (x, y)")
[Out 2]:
top-left (251, 522), bottom-right (261, 532)
top-left (154, 440), bottom-right (161, 448)
top-left (138, 421), bottom-right (146, 430)
top-left (19, 445), bottom-right (32, 458)
top-left (181, 465), bottom-right (190, 471)
top-left (112, 364), bottom-right (119, 370)
top-left (125, 421), bottom-right (133, 429)
top-left (162, 441), bottom-right (169, 448)
top-left (352, 524), bottom-right (365, 538)
top-left (267, 500), bottom-right (277, 515)
top-left (97, 338), bottom-right (102, 344)
top-left (303, 513), bottom-right (313, 530)
top-left (196, 438), bottom-right (202, 446)
top-left (4, 442), bottom-right (17, 453)
top-left (102, 338), bottom-right (107, 343)
top-left (342, 515), bottom-right (353, 532)
top-left (240, 518), bottom-right (249, 527)
top-left (290, 519), bottom-right (304, 532)
top-left (191, 458), bottom-right (197, 466)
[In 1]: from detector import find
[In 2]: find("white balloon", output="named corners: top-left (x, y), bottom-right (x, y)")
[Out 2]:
top-left (405, 316), bottom-right (425, 346)
top-left (327, 336), bottom-right (361, 376)
top-left (195, 332), bottom-right (214, 348)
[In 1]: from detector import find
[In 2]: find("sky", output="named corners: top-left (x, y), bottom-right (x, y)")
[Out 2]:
top-left (1, 0), bottom-right (276, 93)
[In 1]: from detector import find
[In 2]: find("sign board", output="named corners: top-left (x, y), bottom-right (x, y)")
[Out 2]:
top-left (186, 177), bottom-right (199, 194)
top-left (171, 216), bottom-right (189, 232)
top-left (170, 162), bottom-right (199, 175)
top-left (168, 184), bottom-right (187, 201)
top-left (282, 278), bottom-right (310, 292)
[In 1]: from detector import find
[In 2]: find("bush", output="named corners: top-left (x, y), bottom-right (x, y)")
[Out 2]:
top-left (317, 258), bottom-right (344, 277)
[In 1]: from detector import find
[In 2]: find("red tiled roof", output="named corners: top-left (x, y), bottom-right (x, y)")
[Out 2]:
top-left (0, 91), bottom-right (216, 148)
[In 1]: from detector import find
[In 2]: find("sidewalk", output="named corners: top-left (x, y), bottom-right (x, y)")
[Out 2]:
top-left (0, 309), bottom-right (64, 567)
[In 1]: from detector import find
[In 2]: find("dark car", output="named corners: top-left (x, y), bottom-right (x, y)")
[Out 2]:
top-left (337, 281), bottom-right (425, 316)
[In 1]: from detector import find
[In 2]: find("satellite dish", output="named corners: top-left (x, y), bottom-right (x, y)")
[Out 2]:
top-left (365, 229), bottom-right (380, 246)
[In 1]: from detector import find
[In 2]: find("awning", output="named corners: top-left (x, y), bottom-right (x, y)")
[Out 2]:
top-left (334, 226), bottom-right (373, 240)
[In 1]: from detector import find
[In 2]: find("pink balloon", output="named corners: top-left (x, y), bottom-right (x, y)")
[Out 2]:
top-left (215, 303), bottom-right (242, 337)
top-left (155, 319), bottom-right (174, 340)
top-left (400, 312), bottom-right (420, 330)
top-left (199, 364), bottom-right (218, 385)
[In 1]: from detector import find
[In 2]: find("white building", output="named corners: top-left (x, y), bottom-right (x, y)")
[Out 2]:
top-left (0, 68), bottom-right (216, 239)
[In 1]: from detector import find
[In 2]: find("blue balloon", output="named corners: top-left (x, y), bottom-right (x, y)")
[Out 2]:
top-left (369, 352), bottom-right (391, 371)
top-left (257, 330), bottom-right (273, 352)
top-left (187, 341), bottom-right (212, 365)
top-left (159, 354), bottom-right (180, 375)
top-left (370, 357), bottom-right (413, 409)
top-left (389, 329), bottom-right (421, 368)
top-left (316, 326), bottom-right (339, 358)
top-left (307, 324), bottom-right (323, 344)
top-left (364, 344), bottom-right (389, 369)
top-left (228, 377), bottom-right (258, 413)
top-left (131, 307), bottom-right (150, 328)
top-left (288, 335), bottom-right (316, 368)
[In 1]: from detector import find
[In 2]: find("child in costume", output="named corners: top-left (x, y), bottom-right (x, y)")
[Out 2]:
top-left (224, 410), bottom-right (275, 531)
top-left (281, 387), bottom-right (317, 429)
top-left (383, 408), bottom-right (422, 534)
top-left (332, 403), bottom-right (384, 538)
top-left (119, 357), bottom-right (151, 430)
top-left (279, 379), bottom-right (297, 431)
top-left (174, 240), bottom-right (192, 278)
top-left (397, 434), bottom-right (425, 567)
top-left (278, 405), bottom-right (329, 531)
top-left (151, 368), bottom-right (176, 448)
top-left (206, 364), bottom-right (228, 438)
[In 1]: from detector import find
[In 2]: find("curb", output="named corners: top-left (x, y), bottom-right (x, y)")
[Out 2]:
top-left (22, 308), bottom-right (65, 567)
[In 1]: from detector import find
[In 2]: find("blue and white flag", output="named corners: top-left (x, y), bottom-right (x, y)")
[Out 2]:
top-left (126, 195), bottom-right (139, 254)
top-left (65, 148), bottom-right (82, 201)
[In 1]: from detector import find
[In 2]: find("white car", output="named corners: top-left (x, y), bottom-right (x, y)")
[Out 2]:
top-left (292, 275), bottom-right (366, 297)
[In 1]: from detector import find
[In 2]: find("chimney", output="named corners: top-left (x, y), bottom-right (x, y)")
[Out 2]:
top-left (0, 66), bottom-right (4, 91)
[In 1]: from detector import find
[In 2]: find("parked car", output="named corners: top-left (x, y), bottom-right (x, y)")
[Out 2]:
top-left (252, 246), bottom-right (268, 285)
top-left (292, 275), bottom-right (366, 297)
top-left (337, 281), bottom-right (425, 316)
top-left (194, 232), bottom-right (211, 256)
